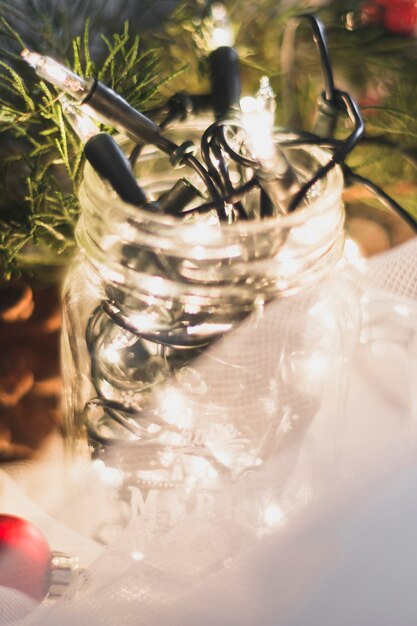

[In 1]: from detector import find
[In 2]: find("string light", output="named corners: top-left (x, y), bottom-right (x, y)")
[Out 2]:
top-left (207, 2), bottom-right (241, 120)
top-left (60, 96), bottom-right (149, 207)
top-left (60, 96), bottom-right (99, 142)
top-left (21, 48), bottom-right (161, 145)
top-left (22, 49), bottom-right (91, 98)
top-left (240, 79), bottom-right (299, 215)
top-left (263, 501), bottom-right (286, 527)
top-left (208, 2), bottom-right (235, 50)
top-left (29, 12), bottom-right (402, 540)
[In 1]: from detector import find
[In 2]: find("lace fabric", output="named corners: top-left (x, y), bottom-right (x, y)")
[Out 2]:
top-left (2, 239), bottom-right (417, 625)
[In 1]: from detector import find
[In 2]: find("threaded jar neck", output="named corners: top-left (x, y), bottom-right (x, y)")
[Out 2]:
top-left (77, 138), bottom-right (345, 304)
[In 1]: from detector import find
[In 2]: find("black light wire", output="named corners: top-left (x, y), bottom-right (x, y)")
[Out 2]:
top-left (281, 13), bottom-right (337, 131)
top-left (201, 120), bottom-right (249, 219)
top-left (85, 304), bottom-right (164, 446)
top-left (280, 12), bottom-right (417, 228)
top-left (344, 168), bottom-right (417, 233)
top-left (82, 11), bottom-right (417, 453)
top-left (129, 94), bottom-right (205, 167)
top-left (288, 90), bottom-right (364, 212)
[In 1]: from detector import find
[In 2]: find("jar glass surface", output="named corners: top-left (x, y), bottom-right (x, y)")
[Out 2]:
top-left (61, 131), bottom-right (358, 538)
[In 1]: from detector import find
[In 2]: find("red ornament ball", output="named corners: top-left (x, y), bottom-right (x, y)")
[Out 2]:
top-left (0, 514), bottom-right (52, 601)
top-left (383, 1), bottom-right (417, 35)
top-left (359, 0), bottom-right (417, 34)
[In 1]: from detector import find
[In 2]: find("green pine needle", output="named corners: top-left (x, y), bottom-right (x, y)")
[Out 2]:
top-left (0, 18), bottom-right (172, 281)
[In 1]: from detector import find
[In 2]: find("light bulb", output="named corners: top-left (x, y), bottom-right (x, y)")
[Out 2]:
top-left (343, 237), bottom-right (364, 267)
top-left (240, 88), bottom-right (299, 214)
top-left (208, 2), bottom-right (234, 50)
top-left (255, 76), bottom-right (276, 126)
top-left (263, 501), bottom-right (286, 527)
top-left (21, 48), bottom-right (161, 146)
top-left (21, 49), bottom-right (92, 99)
top-left (60, 96), bottom-right (99, 142)
top-left (240, 95), bottom-right (276, 167)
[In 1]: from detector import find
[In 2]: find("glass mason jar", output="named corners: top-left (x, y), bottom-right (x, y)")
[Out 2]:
top-left (61, 133), bottom-right (358, 539)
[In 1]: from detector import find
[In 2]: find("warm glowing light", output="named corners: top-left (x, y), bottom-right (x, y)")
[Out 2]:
top-left (61, 96), bottom-right (99, 142)
top-left (308, 300), bottom-right (337, 332)
top-left (92, 460), bottom-right (124, 488)
top-left (304, 350), bottom-right (329, 380)
top-left (183, 456), bottom-right (218, 491)
top-left (291, 211), bottom-right (341, 246)
top-left (182, 213), bottom-right (220, 245)
top-left (184, 297), bottom-right (203, 315)
top-left (211, 26), bottom-right (233, 48)
top-left (394, 304), bottom-right (411, 317)
top-left (102, 345), bottom-right (121, 366)
top-left (343, 237), bottom-right (363, 265)
top-left (241, 78), bottom-right (299, 215)
top-left (291, 349), bottom-right (331, 392)
top-left (208, 3), bottom-right (234, 50)
top-left (100, 234), bottom-right (121, 251)
top-left (158, 387), bottom-right (193, 429)
top-left (239, 96), bottom-right (258, 115)
top-left (256, 76), bottom-right (276, 121)
top-left (187, 322), bottom-right (233, 336)
top-left (160, 450), bottom-right (175, 467)
top-left (240, 96), bottom-right (276, 164)
top-left (263, 502), bottom-right (286, 527)
top-left (131, 551), bottom-right (145, 561)
top-left (208, 440), bottom-right (262, 474)
top-left (128, 312), bottom-right (159, 333)
top-left (21, 49), bottom-right (91, 99)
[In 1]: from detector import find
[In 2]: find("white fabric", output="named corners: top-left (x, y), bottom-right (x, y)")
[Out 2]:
top-left (3, 238), bottom-right (417, 625)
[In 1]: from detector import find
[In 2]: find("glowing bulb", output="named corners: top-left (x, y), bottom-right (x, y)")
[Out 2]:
top-left (256, 76), bottom-right (276, 123)
top-left (306, 351), bottom-right (329, 379)
top-left (343, 237), bottom-right (363, 265)
top-left (290, 349), bottom-right (331, 395)
top-left (240, 91), bottom-right (289, 174)
top-left (263, 502), bottom-right (285, 527)
top-left (128, 313), bottom-right (158, 333)
top-left (181, 213), bottom-right (220, 245)
top-left (208, 3), bottom-right (234, 50)
top-left (240, 96), bottom-right (276, 164)
top-left (309, 301), bottom-right (337, 333)
top-left (61, 96), bottom-right (99, 142)
top-left (240, 77), bottom-right (299, 215)
top-left (92, 460), bottom-right (124, 488)
top-left (21, 49), bottom-right (92, 99)
top-left (158, 387), bottom-right (193, 429)
top-left (240, 96), bottom-right (258, 114)
top-left (102, 345), bottom-right (121, 366)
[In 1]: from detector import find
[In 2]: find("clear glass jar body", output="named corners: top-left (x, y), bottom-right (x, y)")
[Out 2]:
top-left (61, 134), bottom-right (358, 537)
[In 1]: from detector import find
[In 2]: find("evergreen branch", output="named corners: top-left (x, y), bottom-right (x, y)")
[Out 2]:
top-left (0, 16), bottom-right (26, 50)
top-left (0, 16), bottom-right (171, 281)
top-left (0, 60), bottom-right (34, 110)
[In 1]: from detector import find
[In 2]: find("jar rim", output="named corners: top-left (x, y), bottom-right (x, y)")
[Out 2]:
top-left (78, 133), bottom-right (345, 299)
top-left (80, 135), bottom-right (344, 236)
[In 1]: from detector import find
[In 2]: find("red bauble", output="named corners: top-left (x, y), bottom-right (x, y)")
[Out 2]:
top-left (0, 514), bottom-right (52, 601)
top-left (359, 0), bottom-right (417, 35)
top-left (384, 1), bottom-right (417, 35)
